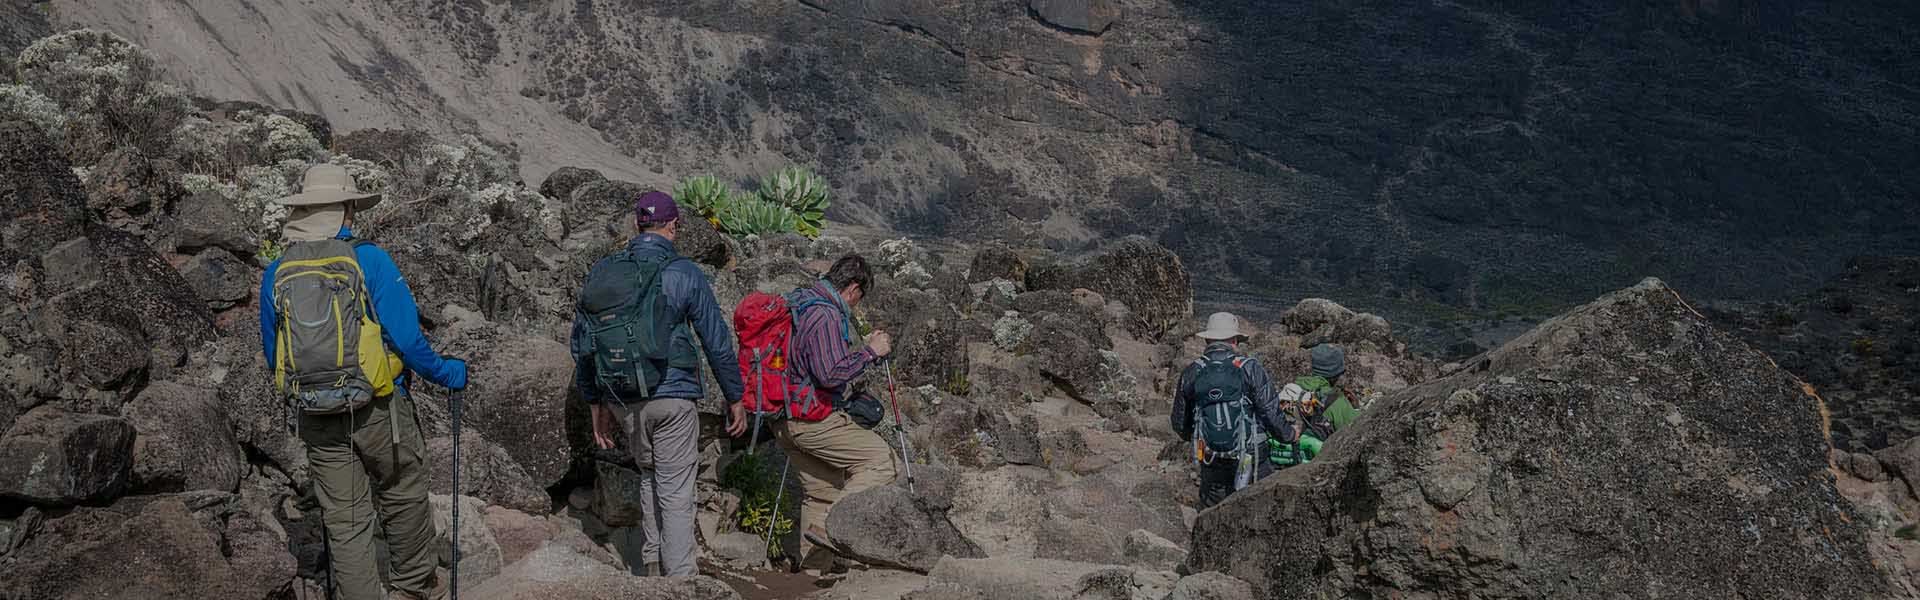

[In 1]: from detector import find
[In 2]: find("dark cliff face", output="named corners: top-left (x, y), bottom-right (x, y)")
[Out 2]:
top-left (532, 0), bottom-right (1920, 312)
top-left (56, 1), bottom-right (1920, 312)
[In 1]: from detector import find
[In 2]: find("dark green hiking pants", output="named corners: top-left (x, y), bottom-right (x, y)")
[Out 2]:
top-left (299, 393), bottom-right (438, 600)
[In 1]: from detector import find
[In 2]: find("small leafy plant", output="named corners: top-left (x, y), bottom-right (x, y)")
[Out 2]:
top-left (756, 165), bottom-right (830, 238)
top-left (716, 197), bottom-right (800, 238)
top-left (255, 239), bottom-right (285, 263)
top-left (672, 174), bottom-right (733, 221)
top-left (721, 452), bottom-right (797, 558)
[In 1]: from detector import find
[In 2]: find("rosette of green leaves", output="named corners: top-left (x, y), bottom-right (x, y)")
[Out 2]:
top-left (716, 196), bottom-right (800, 237)
top-left (756, 166), bottom-right (829, 238)
top-left (672, 174), bottom-right (733, 220)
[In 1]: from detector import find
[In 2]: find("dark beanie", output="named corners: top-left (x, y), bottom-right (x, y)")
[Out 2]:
top-left (1311, 344), bottom-right (1346, 378)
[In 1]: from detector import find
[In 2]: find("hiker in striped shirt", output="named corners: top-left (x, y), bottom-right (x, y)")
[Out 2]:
top-left (776, 255), bottom-right (897, 572)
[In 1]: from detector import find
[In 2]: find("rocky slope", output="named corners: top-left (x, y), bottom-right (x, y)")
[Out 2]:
top-left (1707, 257), bottom-right (1920, 452)
top-left (1190, 279), bottom-right (1920, 598)
top-left (5, 24), bottom-right (1920, 600)
top-left (41, 0), bottom-right (1920, 321)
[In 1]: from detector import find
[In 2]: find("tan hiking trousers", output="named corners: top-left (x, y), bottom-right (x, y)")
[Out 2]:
top-left (299, 394), bottom-right (437, 600)
top-left (775, 411), bottom-right (898, 548)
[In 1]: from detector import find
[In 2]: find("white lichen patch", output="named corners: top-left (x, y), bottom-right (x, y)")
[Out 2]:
top-left (0, 84), bottom-right (67, 142)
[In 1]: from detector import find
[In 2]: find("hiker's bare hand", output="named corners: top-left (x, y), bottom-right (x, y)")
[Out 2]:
top-left (866, 331), bottom-right (893, 357)
top-left (726, 402), bottom-right (749, 438)
top-left (591, 404), bottom-right (616, 449)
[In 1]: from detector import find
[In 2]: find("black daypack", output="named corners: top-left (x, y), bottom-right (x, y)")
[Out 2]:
top-left (576, 250), bottom-right (684, 402)
top-left (1191, 355), bottom-right (1254, 459)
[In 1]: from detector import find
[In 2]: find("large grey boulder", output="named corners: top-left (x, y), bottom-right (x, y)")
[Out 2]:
top-left (1188, 279), bottom-right (1900, 598)
top-left (433, 494), bottom-right (506, 584)
top-left (1028, 0), bottom-right (1118, 35)
top-left (539, 166), bottom-right (606, 204)
top-left (452, 330), bottom-right (581, 488)
top-left (1122, 529), bottom-right (1187, 571)
top-left (122, 381), bottom-right (244, 493)
top-left (925, 556), bottom-right (1117, 600)
top-left (171, 190), bottom-right (258, 255)
top-left (0, 120), bottom-right (88, 257)
top-left (825, 466), bottom-right (985, 572)
top-left (465, 542), bottom-right (741, 600)
top-left (0, 406), bottom-right (136, 505)
top-left (1025, 237), bottom-right (1192, 339)
top-left (176, 247), bottom-right (254, 310)
top-left (0, 497), bottom-right (294, 599)
top-left (428, 431), bottom-right (550, 515)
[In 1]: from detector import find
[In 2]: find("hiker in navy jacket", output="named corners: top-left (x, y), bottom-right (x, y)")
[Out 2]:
top-left (570, 191), bottom-right (744, 577)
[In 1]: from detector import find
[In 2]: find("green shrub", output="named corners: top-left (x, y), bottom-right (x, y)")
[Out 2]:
top-left (756, 165), bottom-right (830, 238)
top-left (672, 174), bottom-right (733, 219)
top-left (720, 452), bottom-right (796, 558)
top-left (941, 370), bottom-right (972, 397)
top-left (15, 29), bottom-right (189, 160)
top-left (716, 197), bottom-right (799, 238)
top-left (0, 84), bottom-right (66, 142)
top-left (255, 239), bottom-right (285, 264)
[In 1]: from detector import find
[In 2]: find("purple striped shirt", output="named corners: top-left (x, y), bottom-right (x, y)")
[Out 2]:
top-left (790, 282), bottom-right (873, 406)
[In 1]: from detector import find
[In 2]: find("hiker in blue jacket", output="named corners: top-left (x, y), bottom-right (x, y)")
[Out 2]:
top-left (571, 190), bottom-right (745, 577)
top-left (258, 164), bottom-right (466, 600)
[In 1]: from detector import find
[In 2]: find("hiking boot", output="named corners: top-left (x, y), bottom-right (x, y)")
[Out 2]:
top-left (801, 525), bottom-right (841, 556)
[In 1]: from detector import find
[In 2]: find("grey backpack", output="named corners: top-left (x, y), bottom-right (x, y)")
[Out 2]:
top-left (270, 239), bottom-right (403, 415)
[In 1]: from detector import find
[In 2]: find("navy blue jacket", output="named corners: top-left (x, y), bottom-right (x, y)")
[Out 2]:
top-left (570, 234), bottom-right (744, 404)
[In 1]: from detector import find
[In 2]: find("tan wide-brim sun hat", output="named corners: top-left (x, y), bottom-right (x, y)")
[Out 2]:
top-left (1196, 311), bottom-right (1246, 341)
top-left (276, 163), bottom-right (382, 210)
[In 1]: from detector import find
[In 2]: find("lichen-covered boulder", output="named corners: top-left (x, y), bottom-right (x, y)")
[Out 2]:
top-left (1189, 279), bottom-right (1900, 598)
top-left (122, 381), bottom-right (244, 494)
top-left (0, 406), bottom-right (136, 505)
top-left (0, 119), bottom-right (88, 257)
top-left (539, 166), bottom-right (606, 204)
top-left (1026, 236), bottom-right (1192, 339)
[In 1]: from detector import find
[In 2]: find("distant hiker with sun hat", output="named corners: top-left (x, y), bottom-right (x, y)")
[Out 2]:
top-left (259, 163), bottom-right (468, 600)
top-left (1171, 311), bottom-right (1294, 509)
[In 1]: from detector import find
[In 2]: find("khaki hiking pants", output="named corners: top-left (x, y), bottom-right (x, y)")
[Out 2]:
top-left (609, 398), bottom-right (701, 577)
top-left (775, 411), bottom-right (898, 550)
top-left (298, 393), bottom-right (438, 600)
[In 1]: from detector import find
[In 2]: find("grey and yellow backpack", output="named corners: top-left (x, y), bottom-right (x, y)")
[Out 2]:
top-left (271, 239), bottom-right (404, 415)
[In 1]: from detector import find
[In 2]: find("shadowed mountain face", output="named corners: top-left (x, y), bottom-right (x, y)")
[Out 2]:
top-left (46, 0), bottom-right (1920, 315)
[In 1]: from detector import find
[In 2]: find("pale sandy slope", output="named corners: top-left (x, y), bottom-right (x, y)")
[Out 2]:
top-left (47, 0), bottom-right (652, 186)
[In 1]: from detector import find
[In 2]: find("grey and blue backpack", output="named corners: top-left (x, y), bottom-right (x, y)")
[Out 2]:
top-left (1191, 355), bottom-right (1254, 462)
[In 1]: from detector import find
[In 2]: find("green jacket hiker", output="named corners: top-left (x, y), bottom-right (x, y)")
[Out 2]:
top-left (1271, 344), bottom-right (1358, 467)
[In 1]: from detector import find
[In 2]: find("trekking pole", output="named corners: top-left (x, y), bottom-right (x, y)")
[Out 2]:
top-left (749, 348), bottom-right (765, 456)
top-left (766, 450), bottom-right (792, 562)
top-left (884, 361), bottom-right (914, 493)
top-left (448, 389), bottom-right (463, 600)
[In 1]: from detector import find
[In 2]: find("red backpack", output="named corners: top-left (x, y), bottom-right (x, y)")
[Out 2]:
top-left (733, 290), bottom-right (838, 422)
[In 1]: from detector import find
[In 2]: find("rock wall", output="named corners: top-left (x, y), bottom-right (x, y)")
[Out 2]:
top-left (45, 0), bottom-right (1920, 316)
top-left (1189, 279), bottom-right (1904, 598)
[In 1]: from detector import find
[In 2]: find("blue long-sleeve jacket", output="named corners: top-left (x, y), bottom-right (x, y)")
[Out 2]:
top-left (571, 234), bottom-right (745, 404)
top-left (260, 227), bottom-right (467, 391)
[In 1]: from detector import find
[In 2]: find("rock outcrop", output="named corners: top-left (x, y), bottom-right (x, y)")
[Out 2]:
top-left (1189, 279), bottom-right (1899, 598)
top-left (826, 467), bottom-right (985, 573)
top-left (0, 497), bottom-right (295, 599)
top-left (1027, 236), bottom-right (1192, 339)
top-left (0, 406), bottom-right (136, 505)
top-left (464, 543), bottom-right (741, 600)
